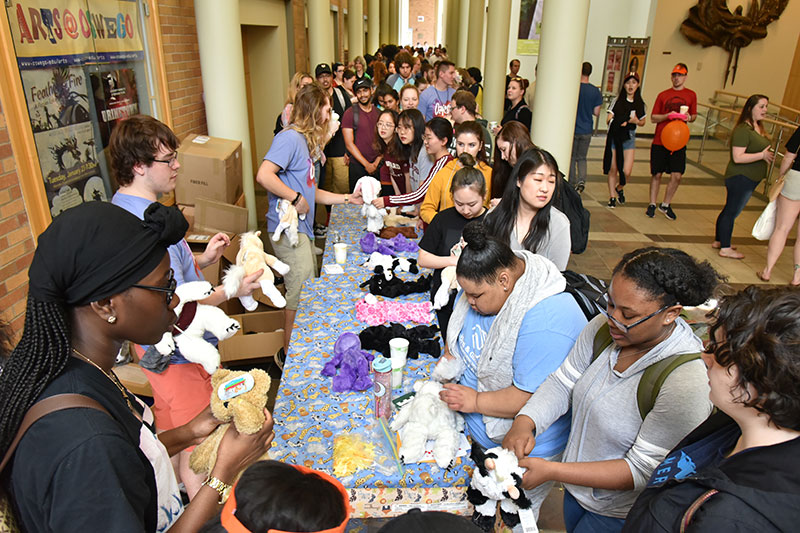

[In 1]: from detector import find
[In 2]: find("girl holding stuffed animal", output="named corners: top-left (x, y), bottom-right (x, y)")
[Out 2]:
top-left (418, 156), bottom-right (488, 338)
top-left (433, 220), bottom-right (588, 522)
top-left (374, 109), bottom-right (410, 197)
top-left (420, 121), bottom-right (493, 224)
top-left (256, 83), bottom-right (363, 361)
top-left (503, 247), bottom-right (722, 533)
top-left (0, 202), bottom-right (275, 533)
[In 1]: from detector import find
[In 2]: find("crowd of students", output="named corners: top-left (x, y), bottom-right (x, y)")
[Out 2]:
top-left (0, 41), bottom-right (799, 533)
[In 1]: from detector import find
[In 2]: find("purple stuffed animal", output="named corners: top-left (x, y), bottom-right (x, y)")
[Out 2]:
top-left (321, 332), bottom-right (375, 392)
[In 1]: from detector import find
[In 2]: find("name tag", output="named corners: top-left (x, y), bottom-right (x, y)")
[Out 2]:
top-left (217, 374), bottom-right (254, 401)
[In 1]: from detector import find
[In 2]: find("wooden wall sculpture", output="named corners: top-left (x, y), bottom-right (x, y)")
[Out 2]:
top-left (680, 0), bottom-right (789, 87)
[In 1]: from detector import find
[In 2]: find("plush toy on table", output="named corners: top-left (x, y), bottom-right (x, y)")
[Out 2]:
top-left (390, 380), bottom-right (464, 468)
top-left (272, 199), bottom-right (306, 247)
top-left (467, 445), bottom-right (533, 532)
top-left (190, 368), bottom-right (272, 479)
top-left (223, 231), bottom-right (290, 310)
top-left (363, 251), bottom-right (419, 281)
top-left (153, 281), bottom-right (241, 375)
top-left (433, 265), bottom-right (460, 311)
top-left (354, 176), bottom-right (386, 233)
top-left (321, 332), bottom-right (375, 392)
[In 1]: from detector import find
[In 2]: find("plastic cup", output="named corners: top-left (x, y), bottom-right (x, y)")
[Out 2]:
top-left (630, 110), bottom-right (637, 120)
top-left (489, 121), bottom-right (498, 130)
top-left (334, 243), bottom-right (347, 264)
top-left (389, 337), bottom-right (409, 389)
top-left (679, 105), bottom-right (689, 115)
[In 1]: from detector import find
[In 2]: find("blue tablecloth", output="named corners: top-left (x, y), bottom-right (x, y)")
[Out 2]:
top-left (271, 205), bottom-right (471, 518)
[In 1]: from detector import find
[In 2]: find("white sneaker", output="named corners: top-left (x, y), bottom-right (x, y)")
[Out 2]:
top-left (314, 245), bottom-right (323, 255)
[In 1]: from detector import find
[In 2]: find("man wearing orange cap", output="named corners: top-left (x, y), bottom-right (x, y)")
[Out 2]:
top-left (647, 63), bottom-right (697, 220)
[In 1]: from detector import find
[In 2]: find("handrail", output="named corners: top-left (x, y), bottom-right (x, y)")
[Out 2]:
top-left (711, 89), bottom-right (800, 123)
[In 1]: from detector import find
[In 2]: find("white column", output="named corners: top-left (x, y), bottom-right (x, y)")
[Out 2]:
top-left (445, 0), bottom-right (460, 54)
top-left (308, 0), bottom-right (334, 71)
top-left (368, 0), bottom-right (380, 53)
top-left (194, 0), bottom-right (256, 230)
top-left (530, 0), bottom-right (591, 172)
top-left (380, 0), bottom-right (390, 45)
top-left (389, 0), bottom-right (399, 44)
top-left (457, 0), bottom-right (470, 67)
top-left (466, 0), bottom-right (484, 69)
top-left (349, 0), bottom-right (364, 59)
top-left (483, 0), bottom-right (511, 123)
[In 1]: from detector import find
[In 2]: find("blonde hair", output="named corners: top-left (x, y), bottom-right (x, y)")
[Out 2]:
top-left (289, 83), bottom-right (330, 161)
top-left (286, 72), bottom-right (313, 105)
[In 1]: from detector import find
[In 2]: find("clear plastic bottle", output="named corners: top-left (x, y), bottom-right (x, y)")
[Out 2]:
top-left (372, 357), bottom-right (392, 419)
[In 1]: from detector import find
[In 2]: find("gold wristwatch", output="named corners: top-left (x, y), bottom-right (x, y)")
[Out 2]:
top-left (203, 475), bottom-right (232, 504)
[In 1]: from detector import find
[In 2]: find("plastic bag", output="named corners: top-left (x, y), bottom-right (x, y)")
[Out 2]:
top-left (332, 420), bottom-right (402, 478)
top-left (752, 201), bottom-right (777, 241)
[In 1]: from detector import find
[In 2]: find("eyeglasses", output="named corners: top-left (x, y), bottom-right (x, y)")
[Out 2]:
top-left (152, 153), bottom-right (178, 168)
top-left (594, 292), bottom-right (674, 334)
top-left (131, 269), bottom-right (177, 305)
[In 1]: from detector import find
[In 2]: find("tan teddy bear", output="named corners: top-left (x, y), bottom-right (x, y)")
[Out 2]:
top-left (189, 368), bottom-right (272, 478)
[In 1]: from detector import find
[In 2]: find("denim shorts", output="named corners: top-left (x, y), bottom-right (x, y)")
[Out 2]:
top-left (610, 129), bottom-right (635, 151)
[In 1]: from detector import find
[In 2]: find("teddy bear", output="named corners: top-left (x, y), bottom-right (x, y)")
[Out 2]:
top-left (467, 445), bottom-right (532, 532)
top-left (354, 176), bottom-right (386, 233)
top-left (321, 332), bottom-right (375, 392)
top-left (223, 231), bottom-right (291, 310)
top-left (390, 380), bottom-right (464, 468)
top-left (190, 368), bottom-right (272, 478)
top-left (153, 281), bottom-right (241, 374)
top-left (272, 199), bottom-right (306, 247)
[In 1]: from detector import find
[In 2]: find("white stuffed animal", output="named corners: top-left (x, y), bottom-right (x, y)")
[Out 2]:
top-left (433, 265), bottom-right (460, 310)
top-left (154, 281), bottom-right (241, 374)
top-left (272, 199), bottom-right (306, 247)
top-left (431, 352), bottom-right (467, 383)
top-left (390, 380), bottom-right (464, 468)
top-left (354, 176), bottom-right (386, 233)
top-left (223, 231), bottom-right (290, 310)
top-left (467, 446), bottom-right (532, 532)
top-left (363, 252), bottom-right (417, 281)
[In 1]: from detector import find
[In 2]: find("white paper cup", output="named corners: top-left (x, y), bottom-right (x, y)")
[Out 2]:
top-left (389, 337), bottom-right (409, 389)
top-left (629, 110), bottom-right (637, 120)
top-left (679, 105), bottom-right (689, 115)
top-left (334, 243), bottom-right (347, 264)
top-left (489, 121), bottom-right (498, 130)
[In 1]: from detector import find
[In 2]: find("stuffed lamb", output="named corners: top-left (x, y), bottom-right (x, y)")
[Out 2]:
top-left (354, 176), bottom-right (386, 233)
top-left (272, 199), bottom-right (306, 247)
top-left (433, 265), bottom-right (459, 310)
top-left (154, 281), bottom-right (241, 374)
top-left (390, 380), bottom-right (464, 468)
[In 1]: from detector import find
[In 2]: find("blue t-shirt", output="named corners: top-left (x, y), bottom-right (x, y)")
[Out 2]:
top-left (419, 86), bottom-right (455, 120)
top-left (647, 423), bottom-right (740, 487)
top-left (575, 82), bottom-right (603, 135)
top-left (112, 192), bottom-right (209, 364)
top-left (456, 292), bottom-right (587, 457)
top-left (264, 128), bottom-right (317, 240)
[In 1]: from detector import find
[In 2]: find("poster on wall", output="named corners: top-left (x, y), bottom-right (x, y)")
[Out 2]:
top-left (90, 68), bottom-right (139, 147)
top-left (626, 40), bottom-right (649, 82)
top-left (601, 37), bottom-right (650, 97)
top-left (22, 67), bottom-right (104, 217)
top-left (516, 0), bottom-right (543, 55)
top-left (6, 0), bottom-right (145, 69)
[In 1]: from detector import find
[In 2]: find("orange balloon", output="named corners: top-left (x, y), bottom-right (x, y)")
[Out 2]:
top-left (662, 120), bottom-right (690, 152)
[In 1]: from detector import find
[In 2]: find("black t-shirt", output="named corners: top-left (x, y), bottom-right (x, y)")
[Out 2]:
top-left (609, 96), bottom-right (647, 132)
top-left (785, 126), bottom-right (800, 172)
top-left (501, 100), bottom-right (532, 132)
top-left (419, 207), bottom-right (486, 298)
top-left (324, 86), bottom-right (352, 158)
top-left (10, 358), bottom-right (158, 533)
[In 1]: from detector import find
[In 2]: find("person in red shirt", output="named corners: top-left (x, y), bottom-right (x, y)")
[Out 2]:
top-left (647, 63), bottom-right (697, 221)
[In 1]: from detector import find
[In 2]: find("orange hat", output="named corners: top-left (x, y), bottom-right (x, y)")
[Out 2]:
top-left (220, 464), bottom-right (352, 533)
top-left (671, 64), bottom-right (688, 75)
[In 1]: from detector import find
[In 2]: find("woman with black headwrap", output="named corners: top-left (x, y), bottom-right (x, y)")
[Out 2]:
top-left (0, 202), bottom-right (275, 533)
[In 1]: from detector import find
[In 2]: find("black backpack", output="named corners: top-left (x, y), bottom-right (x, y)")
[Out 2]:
top-left (554, 177), bottom-right (591, 254)
top-left (562, 269), bottom-right (608, 321)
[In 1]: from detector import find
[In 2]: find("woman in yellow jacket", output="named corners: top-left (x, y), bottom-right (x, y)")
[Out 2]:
top-left (420, 121), bottom-right (493, 224)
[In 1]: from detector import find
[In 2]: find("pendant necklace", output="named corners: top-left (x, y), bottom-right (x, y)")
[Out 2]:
top-left (72, 347), bottom-right (138, 416)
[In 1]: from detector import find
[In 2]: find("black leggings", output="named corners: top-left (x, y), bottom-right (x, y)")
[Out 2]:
top-left (715, 174), bottom-right (759, 248)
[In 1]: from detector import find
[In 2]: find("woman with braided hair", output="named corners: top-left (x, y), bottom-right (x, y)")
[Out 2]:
top-left (503, 247), bottom-right (722, 533)
top-left (0, 202), bottom-right (274, 533)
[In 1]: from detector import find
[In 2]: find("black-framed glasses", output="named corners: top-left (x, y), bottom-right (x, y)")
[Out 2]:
top-left (152, 153), bottom-right (178, 167)
top-left (131, 269), bottom-right (177, 304)
top-left (593, 292), bottom-right (674, 334)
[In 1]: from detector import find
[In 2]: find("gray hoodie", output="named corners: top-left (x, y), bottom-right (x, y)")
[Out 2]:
top-left (518, 315), bottom-right (712, 518)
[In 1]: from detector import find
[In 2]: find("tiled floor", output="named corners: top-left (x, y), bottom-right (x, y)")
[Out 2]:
top-left (570, 135), bottom-right (793, 287)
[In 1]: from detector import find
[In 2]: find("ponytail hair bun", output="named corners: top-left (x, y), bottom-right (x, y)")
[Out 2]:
top-left (462, 220), bottom-right (487, 250)
top-left (458, 152), bottom-right (476, 169)
top-left (457, 220), bottom-right (516, 283)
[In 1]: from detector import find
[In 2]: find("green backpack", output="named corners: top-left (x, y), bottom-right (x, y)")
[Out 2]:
top-left (591, 322), bottom-right (701, 420)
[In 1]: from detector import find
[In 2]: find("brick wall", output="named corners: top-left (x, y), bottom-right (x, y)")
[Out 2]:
top-left (409, 0), bottom-right (437, 47)
top-left (0, 103), bottom-right (35, 335)
top-left (157, 0), bottom-right (208, 139)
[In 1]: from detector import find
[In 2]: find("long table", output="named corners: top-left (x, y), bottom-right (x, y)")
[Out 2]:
top-left (270, 204), bottom-right (471, 520)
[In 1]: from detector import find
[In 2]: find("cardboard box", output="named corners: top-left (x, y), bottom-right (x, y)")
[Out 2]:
top-left (114, 363), bottom-right (153, 397)
top-left (183, 197), bottom-right (248, 245)
top-left (219, 311), bottom-right (285, 363)
top-left (176, 134), bottom-right (243, 205)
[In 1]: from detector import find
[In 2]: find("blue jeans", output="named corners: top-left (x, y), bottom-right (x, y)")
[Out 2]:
top-left (563, 490), bottom-right (625, 533)
top-left (714, 174), bottom-right (759, 248)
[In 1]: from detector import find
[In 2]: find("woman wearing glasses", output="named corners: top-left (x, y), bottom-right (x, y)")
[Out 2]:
top-left (503, 247), bottom-right (722, 533)
top-left (0, 202), bottom-right (275, 532)
top-left (111, 115), bottom-right (264, 498)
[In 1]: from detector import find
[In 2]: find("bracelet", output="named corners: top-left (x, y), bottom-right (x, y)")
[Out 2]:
top-left (291, 191), bottom-right (302, 206)
top-left (202, 475), bottom-right (232, 504)
top-left (344, 194), bottom-right (349, 205)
